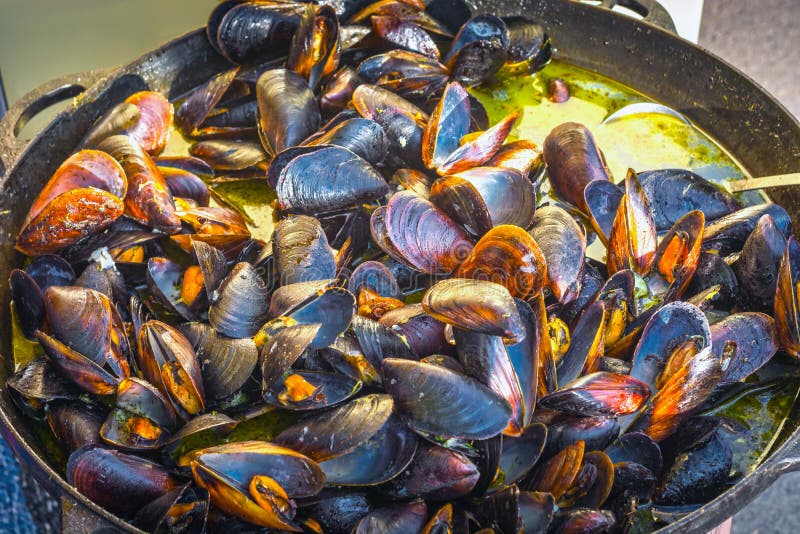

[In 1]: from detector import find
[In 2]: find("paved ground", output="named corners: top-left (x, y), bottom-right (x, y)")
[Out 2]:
top-left (0, 0), bottom-right (798, 532)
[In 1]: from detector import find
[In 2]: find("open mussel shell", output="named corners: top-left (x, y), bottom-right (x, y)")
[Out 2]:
top-left (529, 205), bottom-right (586, 303)
top-left (116, 377), bottom-right (176, 429)
top-left (356, 49), bottom-right (447, 100)
top-left (735, 214), bottom-right (787, 310)
top-left (430, 166), bottom-right (535, 237)
top-left (97, 134), bottom-right (181, 234)
top-left (352, 84), bottom-right (428, 168)
top-left (711, 312), bottom-right (777, 382)
top-left (384, 443), bottom-right (479, 501)
top-left (497, 423), bottom-right (547, 488)
top-left (608, 169), bottom-right (658, 276)
top-left (436, 113), bottom-right (518, 176)
top-left (100, 406), bottom-right (171, 451)
top-left (640, 168), bottom-right (741, 231)
top-left (274, 146), bottom-right (389, 215)
top-left (373, 190), bottom-right (473, 274)
top-left (422, 81), bottom-right (471, 170)
top-left (776, 236), bottom-right (800, 358)
top-left (456, 224), bottom-right (547, 299)
top-left (302, 117), bottom-right (389, 166)
top-left (213, 2), bottom-right (301, 65)
top-left (137, 320), bottom-right (206, 418)
top-left (487, 139), bottom-right (543, 180)
top-left (80, 102), bottom-right (140, 149)
top-left (16, 187), bottom-right (125, 256)
top-left (287, 5), bottom-right (341, 90)
top-left (266, 286), bottom-right (355, 350)
top-left (687, 251), bottom-right (740, 310)
top-left (176, 67), bottom-right (240, 134)
top-left (269, 279), bottom-right (336, 318)
top-left (257, 68), bottom-right (321, 156)
top-left (276, 393), bottom-right (393, 461)
top-left (525, 439), bottom-right (584, 500)
top-left (146, 257), bottom-right (199, 321)
top-left (8, 357), bottom-right (79, 416)
top-left (650, 209), bottom-right (705, 302)
top-left (629, 301), bottom-right (711, 391)
top-left (133, 484), bottom-right (209, 534)
top-left (46, 400), bottom-right (106, 453)
top-left (382, 358), bottom-right (512, 440)
top-left (539, 371), bottom-right (650, 417)
top-left (320, 66), bottom-right (361, 115)
top-left (192, 240), bottom-right (228, 301)
top-left (349, 260), bottom-right (401, 300)
top-left (182, 322), bottom-right (258, 401)
top-left (319, 413), bottom-right (417, 486)
top-left (209, 262), bottom-right (270, 338)
top-left (354, 500), bottom-right (427, 534)
top-left (422, 278), bottom-right (523, 341)
top-left (155, 155), bottom-right (215, 181)
top-left (542, 415), bottom-right (619, 459)
top-left (584, 179), bottom-right (622, 244)
top-left (703, 203), bottom-right (792, 257)
top-left (352, 314), bottom-right (417, 371)
top-left (67, 444), bottom-right (180, 517)
top-left (273, 215), bottom-right (337, 285)
top-left (263, 370), bottom-right (362, 411)
top-left (543, 122), bottom-right (611, 212)
top-left (163, 412), bottom-right (238, 455)
top-left (260, 322), bottom-right (318, 389)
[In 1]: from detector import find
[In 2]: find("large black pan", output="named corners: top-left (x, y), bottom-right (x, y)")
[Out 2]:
top-left (0, 0), bottom-right (799, 532)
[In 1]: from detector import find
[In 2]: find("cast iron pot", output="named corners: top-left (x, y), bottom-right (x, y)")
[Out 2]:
top-left (1, 0), bottom-right (799, 532)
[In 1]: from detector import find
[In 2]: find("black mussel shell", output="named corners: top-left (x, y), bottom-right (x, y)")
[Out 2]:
top-left (702, 203), bottom-right (792, 256)
top-left (209, 262), bottom-right (270, 338)
top-left (379, 303), bottom-right (449, 357)
top-left (539, 372), bottom-right (650, 418)
top-left (605, 432), bottom-right (663, 476)
top-left (447, 37), bottom-right (507, 87)
top-left (354, 500), bottom-right (427, 534)
top-left (274, 146), bottom-right (389, 215)
top-left (584, 179), bottom-right (623, 244)
top-left (299, 490), bottom-right (373, 534)
top-left (445, 15), bottom-right (508, 62)
top-left (640, 169), bottom-right (741, 232)
top-left (383, 443), bottom-right (479, 501)
top-left (263, 370), bottom-right (362, 411)
top-left (257, 68), bottom-right (321, 156)
top-left (273, 215), bottom-right (337, 285)
top-left (215, 3), bottom-right (301, 65)
top-left (498, 423), bottom-right (548, 488)
top-left (287, 5), bottom-right (341, 90)
top-left (302, 118), bottom-right (389, 166)
top-left (352, 314), bottom-right (417, 370)
top-left (67, 444), bottom-right (180, 517)
top-left (382, 358), bottom-right (512, 440)
top-left (260, 323), bottom-right (320, 392)
top-left (161, 166), bottom-right (210, 206)
top-left (188, 139), bottom-right (267, 171)
top-left (529, 205), bottom-right (587, 303)
top-left (9, 269), bottom-right (45, 339)
top-left (176, 67), bottom-right (240, 134)
top-left (8, 357), bottom-right (79, 415)
top-left (734, 214), bottom-right (787, 310)
top-left (133, 484), bottom-right (209, 534)
top-left (269, 279), bottom-right (336, 318)
top-left (686, 251), bottom-right (739, 309)
top-left (275, 286), bottom-right (356, 349)
top-left (146, 257), bottom-right (199, 321)
top-left (192, 240), bottom-right (228, 301)
top-left (46, 400), bottom-right (106, 453)
top-left (504, 17), bottom-right (551, 70)
top-left (556, 301), bottom-right (605, 386)
top-left (372, 15), bottom-right (440, 59)
top-left (550, 508), bottom-right (615, 533)
top-left (542, 415), bottom-right (620, 459)
top-left (349, 260), bottom-right (401, 299)
top-left (182, 322), bottom-right (258, 401)
top-left (711, 312), bottom-right (777, 382)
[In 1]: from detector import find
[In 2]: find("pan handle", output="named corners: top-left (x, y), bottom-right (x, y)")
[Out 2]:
top-left (0, 68), bottom-right (112, 178)
top-left (580, 0), bottom-right (679, 34)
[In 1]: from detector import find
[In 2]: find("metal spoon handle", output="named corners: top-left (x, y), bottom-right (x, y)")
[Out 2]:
top-left (727, 173), bottom-right (800, 193)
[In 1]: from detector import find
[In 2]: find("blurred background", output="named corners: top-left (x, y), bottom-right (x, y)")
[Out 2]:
top-left (0, 0), bottom-right (798, 532)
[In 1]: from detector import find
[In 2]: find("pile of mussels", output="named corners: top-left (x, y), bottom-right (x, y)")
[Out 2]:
top-left (6, 0), bottom-right (800, 532)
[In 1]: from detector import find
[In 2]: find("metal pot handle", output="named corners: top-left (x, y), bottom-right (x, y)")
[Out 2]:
top-left (0, 68), bottom-right (113, 179)
top-left (574, 0), bottom-right (678, 34)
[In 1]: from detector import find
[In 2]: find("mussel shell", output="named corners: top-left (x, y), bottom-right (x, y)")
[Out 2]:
top-left (686, 251), bottom-right (740, 310)
top-left (357, 48), bottom-right (446, 87)
top-left (378, 303), bottom-right (449, 357)
top-left (422, 278), bottom-right (523, 340)
top-left (349, 260), bottom-right (401, 299)
top-left (287, 5), bottom-right (341, 89)
top-left (276, 393), bottom-right (394, 461)
top-left (498, 423), bottom-right (547, 487)
top-left (257, 68), bottom-right (321, 156)
top-left (16, 188), bottom-right (125, 256)
top-left (607, 169), bottom-right (658, 275)
top-left (274, 146), bottom-right (389, 215)
top-left (543, 122), bottom-right (611, 212)
top-left (182, 322), bottom-right (259, 401)
top-left (382, 358), bottom-right (512, 440)
top-left (80, 102), bottom-right (140, 149)
top-left (320, 414), bottom-right (417, 486)
top-left (354, 500), bottom-right (427, 534)
top-left (352, 314), bottom-right (417, 369)
top-left (539, 372), bottom-right (650, 417)
top-left (124, 91), bottom-right (173, 156)
top-left (525, 439), bottom-right (584, 499)
top-left (383, 443), bottom-right (479, 500)
top-left (153, 155), bottom-right (215, 181)
top-left (46, 400), bottom-right (106, 453)
top-left (67, 444), bottom-right (179, 517)
top-left (655, 429), bottom-right (732, 505)
top-left (187, 440), bottom-right (325, 498)
top-left (445, 15), bottom-right (508, 62)
top-left (161, 166), bottom-right (210, 206)
top-left (436, 113), bottom-right (518, 176)
top-left (320, 66), bottom-right (361, 115)
top-left (734, 214), bottom-right (787, 310)
top-left (100, 407), bottom-right (170, 451)
top-left (279, 286), bottom-right (356, 349)
top-left (260, 323), bottom-right (320, 391)
top-left (116, 377), bottom-right (176, 429)
top-left (302, 118), bottom-right (389, 166)
top-left (273, 215), bottom-right (337, 285)
top-left (776, 236), bottom-right (800, 357)
top-left (604, 461), bottom-right (657, 519)
top-left (269, 279), bottom-right (336, 318)
top-left (164, 412), bottom-right (238, 453)
top-left (97, 135), bottom-right (181, 234)
top-left (352, 84), bottom-right (428, 167)
top-left (583, 179), bottom-right (623, 243)
top-left (550, 508), bottom-right (615, 534)
top-left (192, 240), bottom-right (228, 300)
top-left (9, 270), bottom-right (45, 339)
top-left (133, 484), bottom-right (209, 534)
top-left (263, 370), bottom-right (362, 411)
top-left (629, 301), bottom-right (711, 392)
top-left (422, 81), bottom-right (471, 170)
top-left (188, 139), bottom-right (267, 171)
top-left (711, 312), bottom-right (777, 382)
top-left (376, 190), bottom-right (473, 274)
top-left (640, 169), bottom-right (741, 231)
top-left (209, 262), bottom-right (270, 338)
top-left (504, 17), bottom-right (551, 70)
top-left (529, 205), bottom-right (586, 303)
top-left (176, 67), bottom-right (240, 134)
top-left (146, 257), bottom-right (198, 321)
top-left (372, 15), bottom-right (440, 59)
top-left (541, 415), bottom-right (620, 459)
top-left (215, 3), bottom-right (301, 65)
top-left (8, 357), bottom-right (79, 412)
top-left (605, 432), bottom-right (663, 476)
top-left (702, 203), bottom-right (792, 256)
top-left (299, 490), bottom-right (373, 534)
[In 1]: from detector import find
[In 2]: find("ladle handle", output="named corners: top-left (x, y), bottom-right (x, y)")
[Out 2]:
top-left (727, 174), bottom-right (800, 193)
